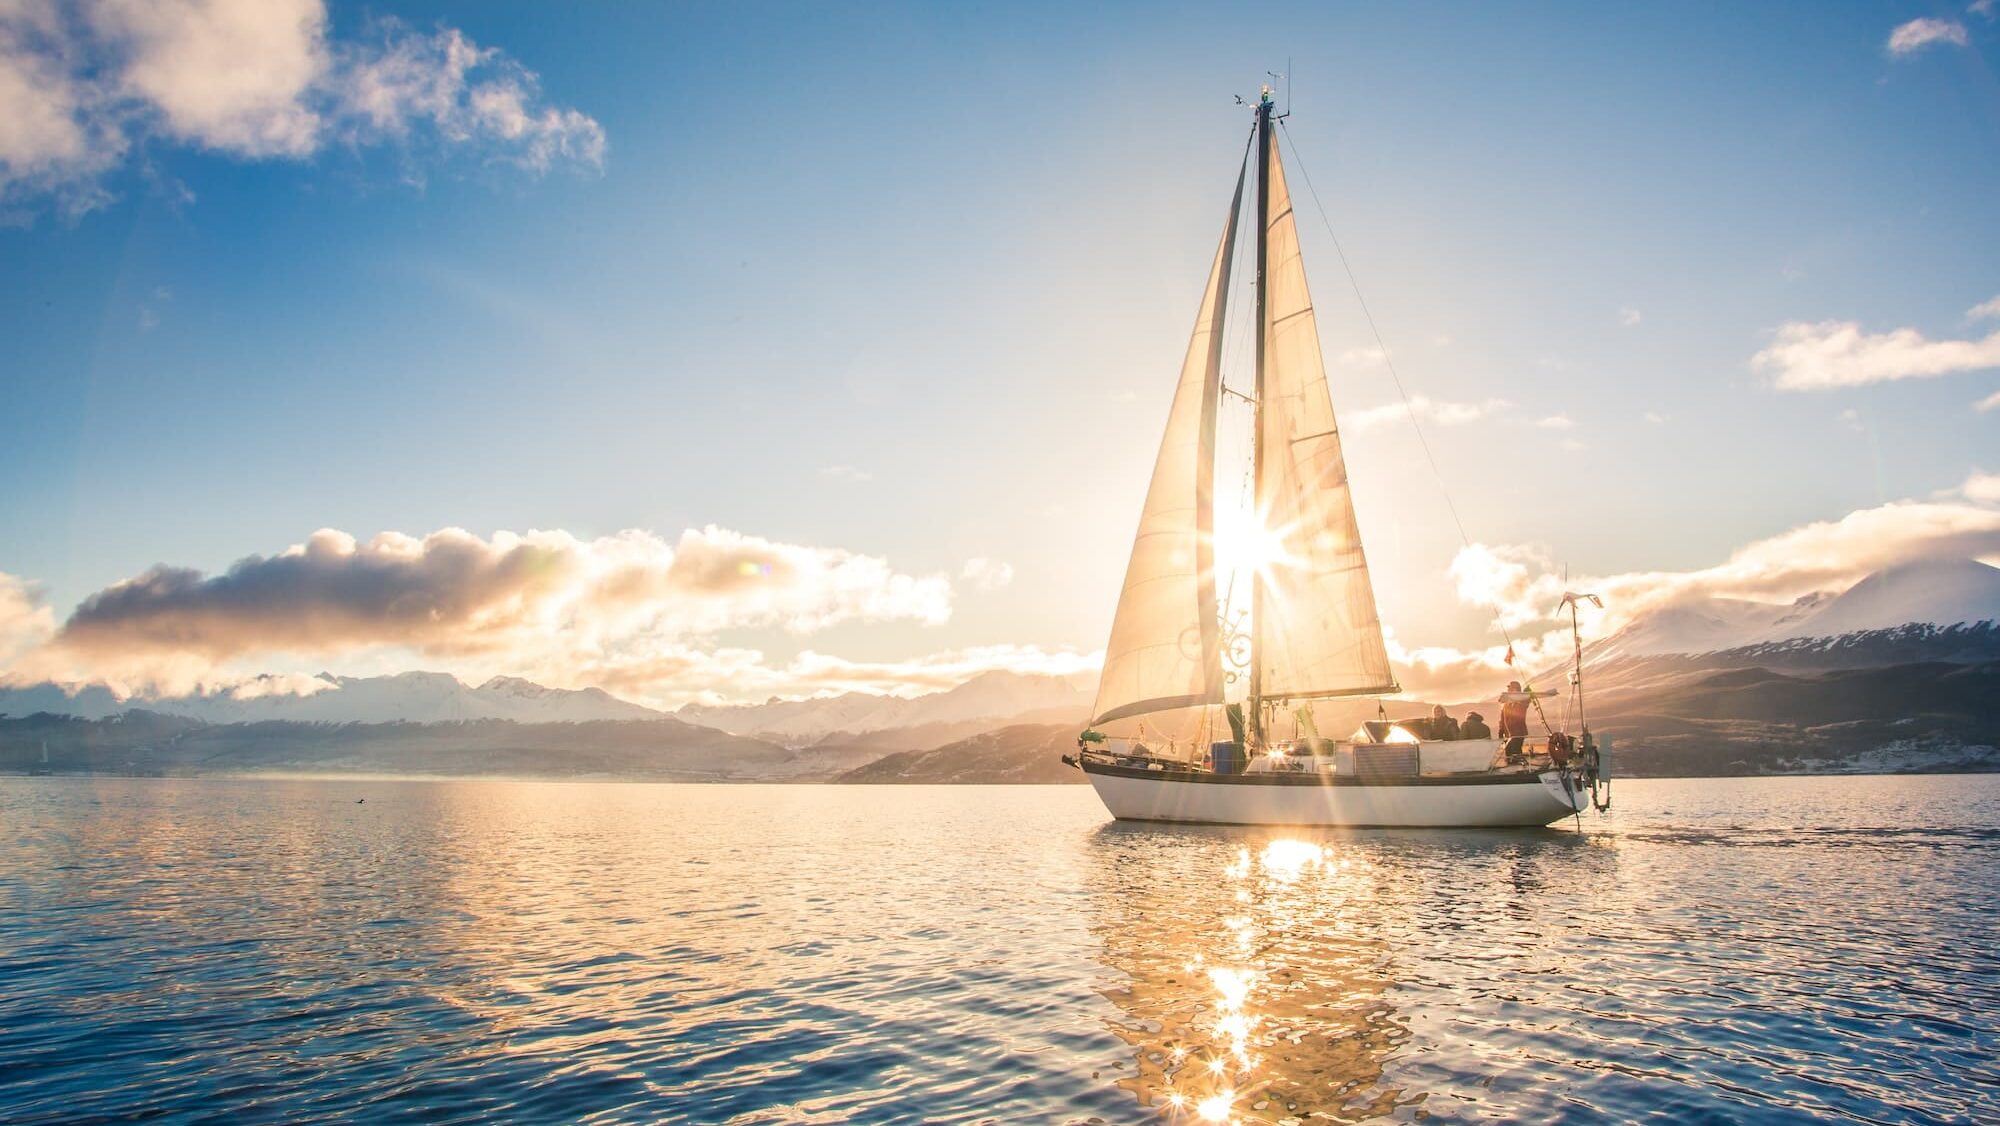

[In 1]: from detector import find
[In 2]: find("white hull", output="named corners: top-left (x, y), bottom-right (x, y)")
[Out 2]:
top-left (1083, 763), bottom-right (1587, 828)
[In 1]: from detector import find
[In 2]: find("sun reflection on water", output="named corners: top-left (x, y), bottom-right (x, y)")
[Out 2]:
top-left (1090, 829), bottom-right (1413, 1122)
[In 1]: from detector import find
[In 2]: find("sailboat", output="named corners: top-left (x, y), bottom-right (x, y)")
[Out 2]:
top-left (1065, 90), bottom-right (1606, 828)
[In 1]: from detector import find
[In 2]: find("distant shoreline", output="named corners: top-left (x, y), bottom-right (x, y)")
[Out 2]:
top-left (9, 767), bottom-right (1999, 784)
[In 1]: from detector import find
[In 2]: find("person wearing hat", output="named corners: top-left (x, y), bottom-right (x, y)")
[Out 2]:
top-left (1460, 710), bottom-right (1491, 740)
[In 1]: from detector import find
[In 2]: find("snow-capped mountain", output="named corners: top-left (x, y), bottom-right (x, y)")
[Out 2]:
top-left (1563, 557), bottom-right (2000, 704)
top-left (1765, 558), bottom-right (2000, 641)
top-left (678, 670), bottom-right (1097, 746)
top-left (0, 671), bottom-right (664, 725)
top-left (1590, 558), bottom-right (2000, 662)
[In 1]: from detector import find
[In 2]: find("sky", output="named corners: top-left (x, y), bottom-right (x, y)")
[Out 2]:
top-left (3, 0), bottom-right (2000, 707)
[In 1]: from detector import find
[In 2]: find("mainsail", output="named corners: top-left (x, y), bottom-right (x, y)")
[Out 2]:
top-left (1087, 165), bottom-right (1246, 742)
top-left (1252, 134), bottom-right (1397, 702)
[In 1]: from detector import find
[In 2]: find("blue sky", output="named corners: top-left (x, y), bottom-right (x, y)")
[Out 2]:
top-left (3, 1), bottom-right (1999, 704)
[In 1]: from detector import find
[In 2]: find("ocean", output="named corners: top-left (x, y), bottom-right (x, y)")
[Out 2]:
top-left (3, 775), bottom-right (1995, 1124)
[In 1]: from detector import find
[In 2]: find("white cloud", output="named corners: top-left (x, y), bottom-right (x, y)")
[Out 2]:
top-left (1968, 295), bottom-right (2000, 321)
top-left (335, 23), bottom-right (605, 173)
top-left (1643, 410), bottom-right (1670, 424)
top-left (1888, 17), bottom-right (1970, 55)
top-left (1752, 299), bottom-right (2000, 390)
top-left (8, 524), bottom-right (955, 698)
top-left (1337, 346), bottom-right (1386, 368)
top-left (0, 0), bottom-right (603, 217)
top-left (0, 572), bottom-right (56, 667)
top-left (1974, 0), bottom-right (1997, 21)
top-left (1838, 407), bottom-right (1864, 432)
top-left (1618, 306), bottom-right (1642, 327)
top-left (1976, 390), bottom-right (2000, 413)
top-left (960, 557), bottom-right (1014, 591)
top-left (1344, 395), bottom-right (1511, 432)
top-left (1961, 469), bottom-right (2000, 505)
top-left (817, 465), bottom-right (873, 483)
top-left (91, 0), bottom-right (327, 158)
top-left (1534, 414), bottom-right (1575, 430)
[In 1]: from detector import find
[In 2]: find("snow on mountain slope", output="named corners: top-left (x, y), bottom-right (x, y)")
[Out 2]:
top-left (1586, 598), bottom-right (1800, 662)
top-left (0, 672), bottom-right (664, 725)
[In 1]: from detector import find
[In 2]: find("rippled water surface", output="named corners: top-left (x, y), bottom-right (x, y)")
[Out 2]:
top-left (3, 776), bottom-right (1996, 1124)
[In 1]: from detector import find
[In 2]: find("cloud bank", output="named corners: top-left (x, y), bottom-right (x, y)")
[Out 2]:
top-left (1752, 296), bottom-right (2000, 390)
top-left (0, 0), bottom-right (603, 218)
top-left (13, 525), bottom-right (965, 701)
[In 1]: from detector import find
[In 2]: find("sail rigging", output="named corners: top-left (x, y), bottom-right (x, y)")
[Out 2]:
top-left (1090, 93), bottom-right (1396, 749)
top-left (1087, 161), bottom-right (1246, 738)
top-left (1249, 107), bottom-right (1397, 707)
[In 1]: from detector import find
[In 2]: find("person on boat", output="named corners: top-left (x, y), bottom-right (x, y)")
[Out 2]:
top-left (1461, 711), bottom-right (1491, 740)
top-left (1498, 681), bottom-right (1532, 764)
top-left (1429, 705), bottom-right (1459, 742)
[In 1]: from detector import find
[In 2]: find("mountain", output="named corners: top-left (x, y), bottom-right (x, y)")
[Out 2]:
top-left (1585, 597), bottom-right (1813, 663)
top-left (1586, 661), bottom-right (2000, 777)
top-left (1766, 558), bottom-right (2000, 641)
top-left (834, 723), bottom-right (1087, 784)
top-left (0, 711), bottom-right (877, 781)
top-left (1589, 559), bottom-right (2000, 665)
top-left (0, 671), bottom-right (665, 725)
top-left (678, 670), bottom-right (1096, 747)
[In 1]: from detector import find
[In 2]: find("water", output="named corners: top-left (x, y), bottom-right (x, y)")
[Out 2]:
top-left (2, 776), bottom-right (1995, 1124)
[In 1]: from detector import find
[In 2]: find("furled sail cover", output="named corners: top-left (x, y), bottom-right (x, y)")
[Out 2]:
top-left (1254, 140), bottom-right (1397, 700)
top-left (1088, 165), bottom-right (1245, 744)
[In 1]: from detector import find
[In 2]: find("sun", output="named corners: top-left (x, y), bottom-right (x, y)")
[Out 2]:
top-left (1210, 500), bottom-right (1302, 599)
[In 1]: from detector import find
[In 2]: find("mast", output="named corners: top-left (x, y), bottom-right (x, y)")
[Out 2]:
top-left (1248, 88), bottom-right (1274, 749)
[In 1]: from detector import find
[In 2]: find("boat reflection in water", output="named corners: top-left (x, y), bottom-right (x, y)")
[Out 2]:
top-left (1084, 822), bottom-right (1601, 1123)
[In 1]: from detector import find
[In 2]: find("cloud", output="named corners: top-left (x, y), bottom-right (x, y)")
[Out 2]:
top-left (1888, 17), bottom-right (1969, 55)
top-left (1961, 469), bottom-right (2000, 505)
top-left (1975, 0), bottom-right (1997, 21)
top-left (1534, 414), bottom-right (1575, 430)
top-left (0, 0), bottom-right (603, 217)
top-left (1752, 298), bottom-right (2000, 390)
top-left (1976, 390), bottom-right (2000, 413)
top-left (14, 524), bottom-right (954, 697)
top-left (1392, 483), bottom-right (2000, 698)
top-left (1838, 407), bottom-right (1864, 432)
top-left (1970, 295), bottom-right (2000, 321)
top-left (92, 0), bottom-right (326, 158)
top-left (0, 573), bottom-right (57, 667)
top-left (332, 22), bottom-right (605, 174)
top-left (1643, 410), bottom-right (1669, 424)
top-left (1618, 306), bottom-right (1642, 327)
top-left (960, 557), bottom-right (1014, 591)
top-left (1344, 395), bottom-right (1511, 432)
top-left (1337, 346), bottom-right (1386, 368)
top-left (817, 465), bottom-right (873, 483)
